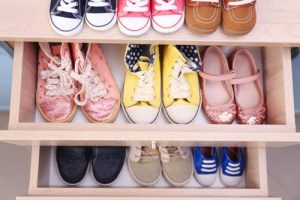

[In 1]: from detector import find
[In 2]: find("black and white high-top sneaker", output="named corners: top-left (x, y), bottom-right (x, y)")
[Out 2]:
top-left (85, 0), bottom-right (117, 31)
top-left (50, 0), bottom-right (86, 36)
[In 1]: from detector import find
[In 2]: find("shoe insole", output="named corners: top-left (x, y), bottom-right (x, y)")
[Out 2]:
top-left (228, 147), bottom-right (239, 162)
top-left (202, 147), bottom-right (213, 158)
top-left (234, 54), bottom-right (260, 108)
top-left (204, 52), bottom-right (231, 106)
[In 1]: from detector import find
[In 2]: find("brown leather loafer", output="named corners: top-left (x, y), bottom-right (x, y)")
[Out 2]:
top-left (222, 0), bottom-right (257, 35)
top-left (185, 0), bottom-right (222, 34)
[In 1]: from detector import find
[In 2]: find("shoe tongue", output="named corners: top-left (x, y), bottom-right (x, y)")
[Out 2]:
top-left (50, 44), bottom-right (62, 58)
top-left (137, 56), bottom-right (150, 71)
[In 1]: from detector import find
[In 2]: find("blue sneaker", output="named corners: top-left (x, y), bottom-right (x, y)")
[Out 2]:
top-left (193, 147), bottom-right (218, 186)
top-left (50, 0), bottom-right (86, 36)
top-left (220, 147), bottom-right (246, 187)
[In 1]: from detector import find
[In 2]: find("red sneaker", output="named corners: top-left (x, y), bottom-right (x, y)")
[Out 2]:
top-left (151, 0), bottom-right (185, 33)
top-left (118, 0), bottom-right (151, 36)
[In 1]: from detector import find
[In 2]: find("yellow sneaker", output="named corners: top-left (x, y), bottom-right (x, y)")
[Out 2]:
top-left (162, 45), bottom-right (201, 124)
top-left (122, 44), bottom-right (161, 124)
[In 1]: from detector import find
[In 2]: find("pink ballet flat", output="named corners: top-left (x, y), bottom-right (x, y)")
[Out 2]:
top-left (36, 43), bottom-right (77, 123)
top-left (70, 43), bottom-right (120, 123)
top-left (199, 46), bottom-right (237, 124)
top-left (231, 49), bottom-right (266, 125)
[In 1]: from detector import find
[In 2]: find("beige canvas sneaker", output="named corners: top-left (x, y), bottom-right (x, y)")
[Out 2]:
top-left (128, 146), bottom-right (162, 186)
top-left (159, 146), bottom-right (194, 187)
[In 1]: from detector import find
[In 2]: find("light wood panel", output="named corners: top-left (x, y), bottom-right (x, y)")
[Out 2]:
top-left (16, 197), bottom-right (282, 200)
top-left (2, 130), bottom-right (300, 147)
top-left (0, 0), bottom-right (300, 46)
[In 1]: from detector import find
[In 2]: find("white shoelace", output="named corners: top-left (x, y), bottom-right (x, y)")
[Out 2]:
top-left (159, 146), bottom-right (188, 163)
top-left (130, 146), bottom-right (160, 163)
top-left (57, 0), bottom-right (79, 13)
top-left (40, 52), bottom-right (75, 97)
top-left (169, 58), bottom-right (197, 99)
top-left (88, 0), bottom-right (110, 7)
top-left (227, 0), bottom-right (255, 6)
top-left (191, 0), bottom-right (219, 3)
top-left (70, 60), bottom-right (107, 106)
top-left (124, 0), bottom-right (149, 12)
top-left (155, 0), bottom-right (177, 11)
top-left (133, 66), bottom-right (154, 102)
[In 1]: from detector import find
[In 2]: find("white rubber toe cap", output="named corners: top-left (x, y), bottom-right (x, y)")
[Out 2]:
top-left (195, 173), bottom-right (218, 187)
top-left (118, 17), bottom-right (151, 36)
top-left (220, 172), bottom-right (244, 187)
top-left (152, 14), bottom-right (184, 33)
top-left (165, 105), bottom-right (199, 124)
top-left (86, 13), bottom-right (116, 30)
top-left (126, 106), bottom-right (159, 124)
top-left (51, 15), bottom-right (82, 32)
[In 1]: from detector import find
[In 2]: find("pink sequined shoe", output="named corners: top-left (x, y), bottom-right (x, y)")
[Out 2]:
top-left (36, 43), bottom-right (77, 123)
top-left (70, 43), bottom-right (120, 123)
top-left (231, 49), bottom-right (266, 125)
top-left (199, 46), bottom-right (236, 124)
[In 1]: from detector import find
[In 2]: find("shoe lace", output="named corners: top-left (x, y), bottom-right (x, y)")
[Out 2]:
top-left (133, 66), bottom-right (154, 102)
top-left (57, 0), bottom-right (79, 13)
top-left (124, 0), bottom-right (149, 12)
top-left (169, 57), bottom-right (197, 99)
top-left (227, 0), bottom-right (255, 6)
top-left (155, 0), bottom-right (177, 11)
top-left (88, 0), bottom-right (110, 7)
top-left (159, 146), bottom-right (187, 163)
top-left (190, 0), bottom-right (219, 3)
top-left (70, 59), bottom-right (107, 106)
top-left (134, 146), bottom-right (159, 162)
top-left (40, 52), bottom-right (76, 96)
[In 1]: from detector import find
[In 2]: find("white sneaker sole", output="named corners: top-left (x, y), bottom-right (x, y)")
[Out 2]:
top-left (85, 14), bottom-right (117, 31)
top-left (49, 17), bottom-right (84, 37)
top-left (152, 14), bottom-right (185, 34)
top-left (118, 19), bottom-right (151, 37)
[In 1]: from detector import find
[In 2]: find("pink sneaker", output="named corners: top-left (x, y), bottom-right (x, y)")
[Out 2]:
top-left (70, 43), bottom-right (120, 123)
top-left (117, 0), bottom-right (151, 36)
top-left (151, 0), bottom-right (185, 33)
top-left (36, 43), bottom-right (77, 123)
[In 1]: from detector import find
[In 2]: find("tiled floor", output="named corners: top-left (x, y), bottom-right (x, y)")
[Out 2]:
top-left (0, 112), bottom-right (300, 200)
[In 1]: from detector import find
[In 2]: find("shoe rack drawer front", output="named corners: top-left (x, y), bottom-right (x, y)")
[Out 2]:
top-left (7, 42), bottom-right (296, 146)
top-left (28, 146), bottom-right (268, 197)
top-left (16, 198), bottom-right (281, 200)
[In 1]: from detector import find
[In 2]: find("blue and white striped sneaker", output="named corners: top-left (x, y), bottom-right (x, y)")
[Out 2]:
top-left (220, 147), bottom-right (246, 187)
top-left (193, 147), bottom-right (218, 186)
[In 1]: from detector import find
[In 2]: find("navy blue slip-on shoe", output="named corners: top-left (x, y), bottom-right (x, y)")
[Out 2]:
top-left (91, 146), bottom-right (126, 185)
top-left (56, 146), bottom-right (92, 185)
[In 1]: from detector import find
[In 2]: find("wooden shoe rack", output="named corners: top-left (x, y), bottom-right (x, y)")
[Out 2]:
top-left (1, 0), bottom-right (300, 200)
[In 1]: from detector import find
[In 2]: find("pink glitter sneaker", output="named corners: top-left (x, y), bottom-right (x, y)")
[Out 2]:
top-left (36, 43), bottom-right (77, 123)
top-left (199, 46), bottom-right (236, 124)
top-left (70, 43), bottom-right (120, 123)
top-left (231, 49), bottom-right (266, 125)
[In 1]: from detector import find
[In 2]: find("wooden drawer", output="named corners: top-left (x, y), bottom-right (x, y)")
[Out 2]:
top-left (3, 42), bottom-right (297, 147)
top-left (28, 145), bottom-right (268, 198)
top-left (16, 198), bottom-right (281, 200)
top-left (0, 0), bottom-right (300, 47)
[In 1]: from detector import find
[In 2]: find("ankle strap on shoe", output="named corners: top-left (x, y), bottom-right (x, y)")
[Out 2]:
top-left (199, 70), bottom-right (236, 81)
top-left (231, 69), bottom-right (260, 85)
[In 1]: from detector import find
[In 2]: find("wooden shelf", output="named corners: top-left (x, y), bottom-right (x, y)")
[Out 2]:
top-left (1, 130), bottom-right (300, 147)
top-left (1, 0), bottom-right (300, 45)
